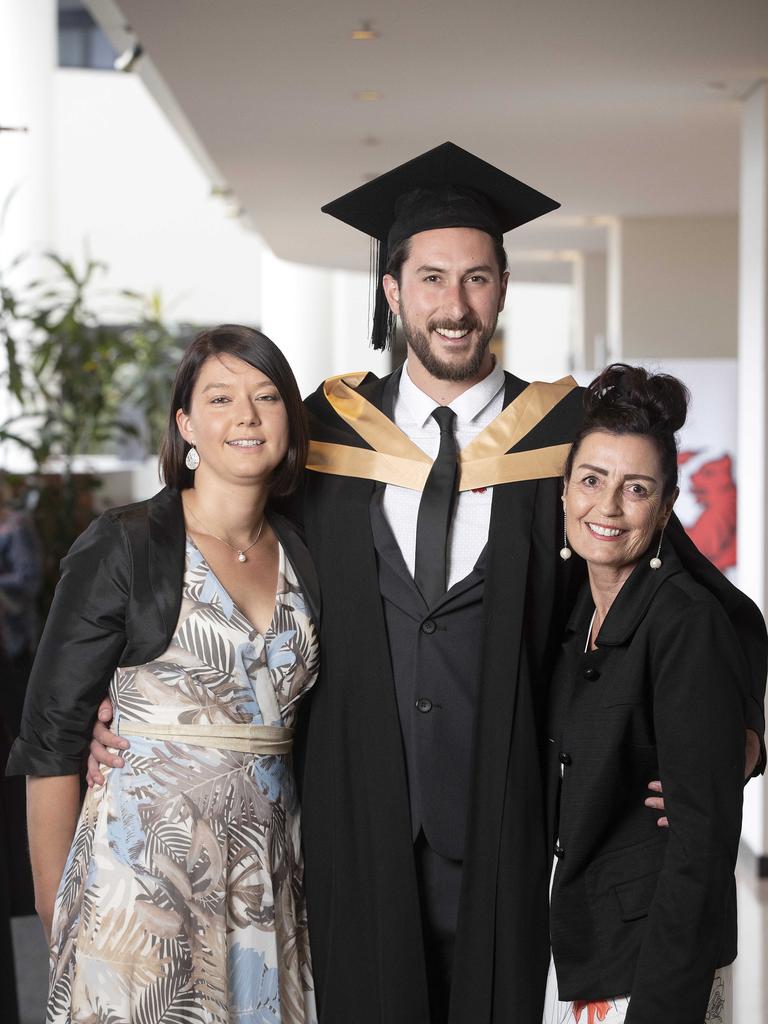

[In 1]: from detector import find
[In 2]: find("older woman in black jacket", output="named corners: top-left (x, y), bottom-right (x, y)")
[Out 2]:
top-left (543, 364), bottom-right (755, 1024)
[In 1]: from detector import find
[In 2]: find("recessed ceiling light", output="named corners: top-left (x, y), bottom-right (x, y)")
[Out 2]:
top-left (352, 21), bottom-right (379, 41)
top-left (354, 90), bottom-right (383, 102)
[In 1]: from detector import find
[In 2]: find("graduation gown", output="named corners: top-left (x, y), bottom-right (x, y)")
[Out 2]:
top-left (297, 368), bottom-right (766, 1024)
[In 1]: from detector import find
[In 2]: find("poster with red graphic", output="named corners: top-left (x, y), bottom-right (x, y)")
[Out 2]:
top-left (576, 359), bottom-right (738, 580)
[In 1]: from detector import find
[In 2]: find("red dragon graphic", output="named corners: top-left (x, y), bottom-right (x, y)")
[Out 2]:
top-left (679, 451), bottom-right (736, 572)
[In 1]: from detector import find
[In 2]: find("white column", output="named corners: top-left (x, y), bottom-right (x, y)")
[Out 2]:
top-left (606, 218), bottom-right (623, 362)
top-left (260, 249), bottom-right (335, 399)
top-left (573, 251), bottom-right (607, 373)
top-left (331, 269), bottom-right (390, 380)
top-left (0, 0), bottom-right (56, 274)
top-left (737, 81), bottom-right (768, 869)
top-left (261, 250), bottom-right (391, 397)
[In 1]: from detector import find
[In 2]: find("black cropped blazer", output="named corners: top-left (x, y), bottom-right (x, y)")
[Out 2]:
top-left (7, 487), bottom-right (320, 777)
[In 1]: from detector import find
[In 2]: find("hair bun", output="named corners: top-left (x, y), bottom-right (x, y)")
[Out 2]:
top-left (564, 362), bottom-right (690, 497)
top-left (585, 363), bottom-right (689, 435)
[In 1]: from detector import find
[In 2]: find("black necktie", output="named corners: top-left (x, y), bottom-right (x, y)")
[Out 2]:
top-left (414, 406), bottom-right (458, 607)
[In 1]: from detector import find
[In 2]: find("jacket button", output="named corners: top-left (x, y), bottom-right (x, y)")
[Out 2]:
top-left (415, 698), bottom-right (433, 714)
top-left (554, 840), bottom-right (565, 859)
top-left (559, 752), bottom-right (572, 766)
top-left (583, 666), bottom-right (600, 681)
top-left (421, 619), bottom-right (437, 635)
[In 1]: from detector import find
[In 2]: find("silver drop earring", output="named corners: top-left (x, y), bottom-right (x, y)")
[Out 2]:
top-left (560, 504), bottom-right (571, 561)
top-left (650, 529), bottom-right (664, 570)
top-left (185, 444), bottom-right (200, 471)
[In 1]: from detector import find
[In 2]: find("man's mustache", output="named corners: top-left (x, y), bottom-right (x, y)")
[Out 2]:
top-left (428, 317), bottom-right (481, 333)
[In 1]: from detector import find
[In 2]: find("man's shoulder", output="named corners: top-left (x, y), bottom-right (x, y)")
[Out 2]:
top-left (304, 369), bottom-right (394, 407)
top-left (500, 371), bottom-right (585, 443)
top-left (304, 369), bottom-right (398, 442)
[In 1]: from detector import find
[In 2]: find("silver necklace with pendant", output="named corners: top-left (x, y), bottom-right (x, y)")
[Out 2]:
top-left (186, 504), bottom-right (265, 563)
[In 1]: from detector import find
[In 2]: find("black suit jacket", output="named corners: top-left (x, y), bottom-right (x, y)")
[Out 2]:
top-left (7, 487), bottom-right (320, 777)
top-left (547, 546), bottom-right (746, 1023)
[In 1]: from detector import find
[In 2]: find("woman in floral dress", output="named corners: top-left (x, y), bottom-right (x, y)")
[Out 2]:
top-left (8, 325), bottom-right (319, 1024)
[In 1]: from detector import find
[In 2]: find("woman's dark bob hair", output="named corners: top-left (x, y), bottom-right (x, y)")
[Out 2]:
top-left (563, 363), bottom-right (690, 499)
top-left (159, 325), bottom-right (307, 498)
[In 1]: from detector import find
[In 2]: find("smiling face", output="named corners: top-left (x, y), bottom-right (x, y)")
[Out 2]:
top-left (564, 430), bottom-right (677, 579)
top-left (382, 227), bottom-right (508, 383)
top-left (175, 354), bottom-right (289, 489)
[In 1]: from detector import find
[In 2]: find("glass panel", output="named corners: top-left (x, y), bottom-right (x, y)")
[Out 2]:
top-left (57, 0), bottom-right (116, 70)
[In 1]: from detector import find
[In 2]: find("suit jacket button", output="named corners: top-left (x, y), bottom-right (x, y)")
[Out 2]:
top-left (583, 666), bottom-right (600, 681)
top-left (415, 698), bottom-right (433, 713)
top-left (554, 840), bottom-right (565, 858)
top-left (421, 619), bottom-right (437, 635)
top-left (559, 752), bottom-right (572, 766)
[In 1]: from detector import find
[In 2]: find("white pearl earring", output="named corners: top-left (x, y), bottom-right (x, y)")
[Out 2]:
top-left (560, 504), bottom-right (571, 561)
top-left (650, 529), bottom-right (664, 570)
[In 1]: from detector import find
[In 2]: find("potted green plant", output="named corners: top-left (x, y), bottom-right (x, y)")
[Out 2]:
top-left (0, 250), bottom-right (193, 613)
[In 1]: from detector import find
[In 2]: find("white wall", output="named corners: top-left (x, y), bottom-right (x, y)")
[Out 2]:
top-left (53, 69), bottom-right (264, 326)
top-left (502, 283), bottom-right (574, 383)
top-left (0, 0), bottom-right (56, 279)
top-left (579, 251), bottom-right (608, 370)
top-left (53, 68), bottom-right (393, 398)
top-left (613, 215), bottom-right (738, 360)
top-left (736, 83), bottom-right (768, 861)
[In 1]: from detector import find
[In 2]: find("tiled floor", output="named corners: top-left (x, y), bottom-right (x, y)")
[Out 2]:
top-left (10, 848), bottom-right (768, 1023)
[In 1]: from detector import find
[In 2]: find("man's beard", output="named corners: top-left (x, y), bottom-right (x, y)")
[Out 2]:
top-left (400, 309), bottom-right (498, 382)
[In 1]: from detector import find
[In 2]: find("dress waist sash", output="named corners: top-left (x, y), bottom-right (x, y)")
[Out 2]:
top-left (117, 721), bottom-right (294, 754)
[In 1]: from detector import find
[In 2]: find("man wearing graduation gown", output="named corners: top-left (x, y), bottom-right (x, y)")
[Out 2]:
top-left (90, 144), bottom-right (767, 1024)
top-left (294, 143), bottom-right (767, 1024)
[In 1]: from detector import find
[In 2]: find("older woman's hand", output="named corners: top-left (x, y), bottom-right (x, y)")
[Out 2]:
top-left (86, 697), bottom-right (130, 787)
top-left (745, 728), bottom-right (762, 777)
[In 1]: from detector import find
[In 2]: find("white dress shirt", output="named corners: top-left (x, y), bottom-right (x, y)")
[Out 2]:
top-left (381, 360), bottom-right (507, 590)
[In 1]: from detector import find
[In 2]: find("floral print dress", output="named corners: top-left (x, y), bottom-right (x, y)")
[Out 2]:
top-left (47, 537), bottom-right (319, 1024)
top-left (542, 864), bottom-right (733, 1024)
top-left (541, 957), bottom-right (732, 1024)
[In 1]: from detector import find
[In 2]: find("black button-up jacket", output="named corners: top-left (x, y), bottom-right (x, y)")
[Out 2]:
top-left (547, 546), bottom-right (750, 1023)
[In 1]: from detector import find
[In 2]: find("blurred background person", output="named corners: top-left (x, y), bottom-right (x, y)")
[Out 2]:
top-left (0, 471), bottom-right (41, 1024)
top-left (0, 471), bottom-right (42, 739)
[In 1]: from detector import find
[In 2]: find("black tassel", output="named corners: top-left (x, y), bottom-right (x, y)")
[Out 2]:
top-left (369, 238), bottom-right (396, 351)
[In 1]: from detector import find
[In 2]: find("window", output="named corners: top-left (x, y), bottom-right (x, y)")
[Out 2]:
top-left (58, 0), bottom-right (117, 70)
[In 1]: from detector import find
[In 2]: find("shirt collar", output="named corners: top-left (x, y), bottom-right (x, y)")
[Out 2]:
top-left (398, 358), bottom-right (506, 429)
top-left (565, 544), bottom-right (684, 647)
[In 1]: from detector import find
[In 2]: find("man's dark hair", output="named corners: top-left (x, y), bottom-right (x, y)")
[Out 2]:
top-left (563, 363), bottom-right (689, 499)
top-left (159, 324), bottom-right (308, 498)
top-left (384, 233), bottom-right (508, 283)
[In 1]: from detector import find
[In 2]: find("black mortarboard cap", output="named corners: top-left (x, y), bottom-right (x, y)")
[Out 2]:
top-left (322, 141), bottom-right (560, 349)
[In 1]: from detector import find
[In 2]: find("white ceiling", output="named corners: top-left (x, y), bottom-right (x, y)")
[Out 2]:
top-left (90, 0), bottom-right (768, 272)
